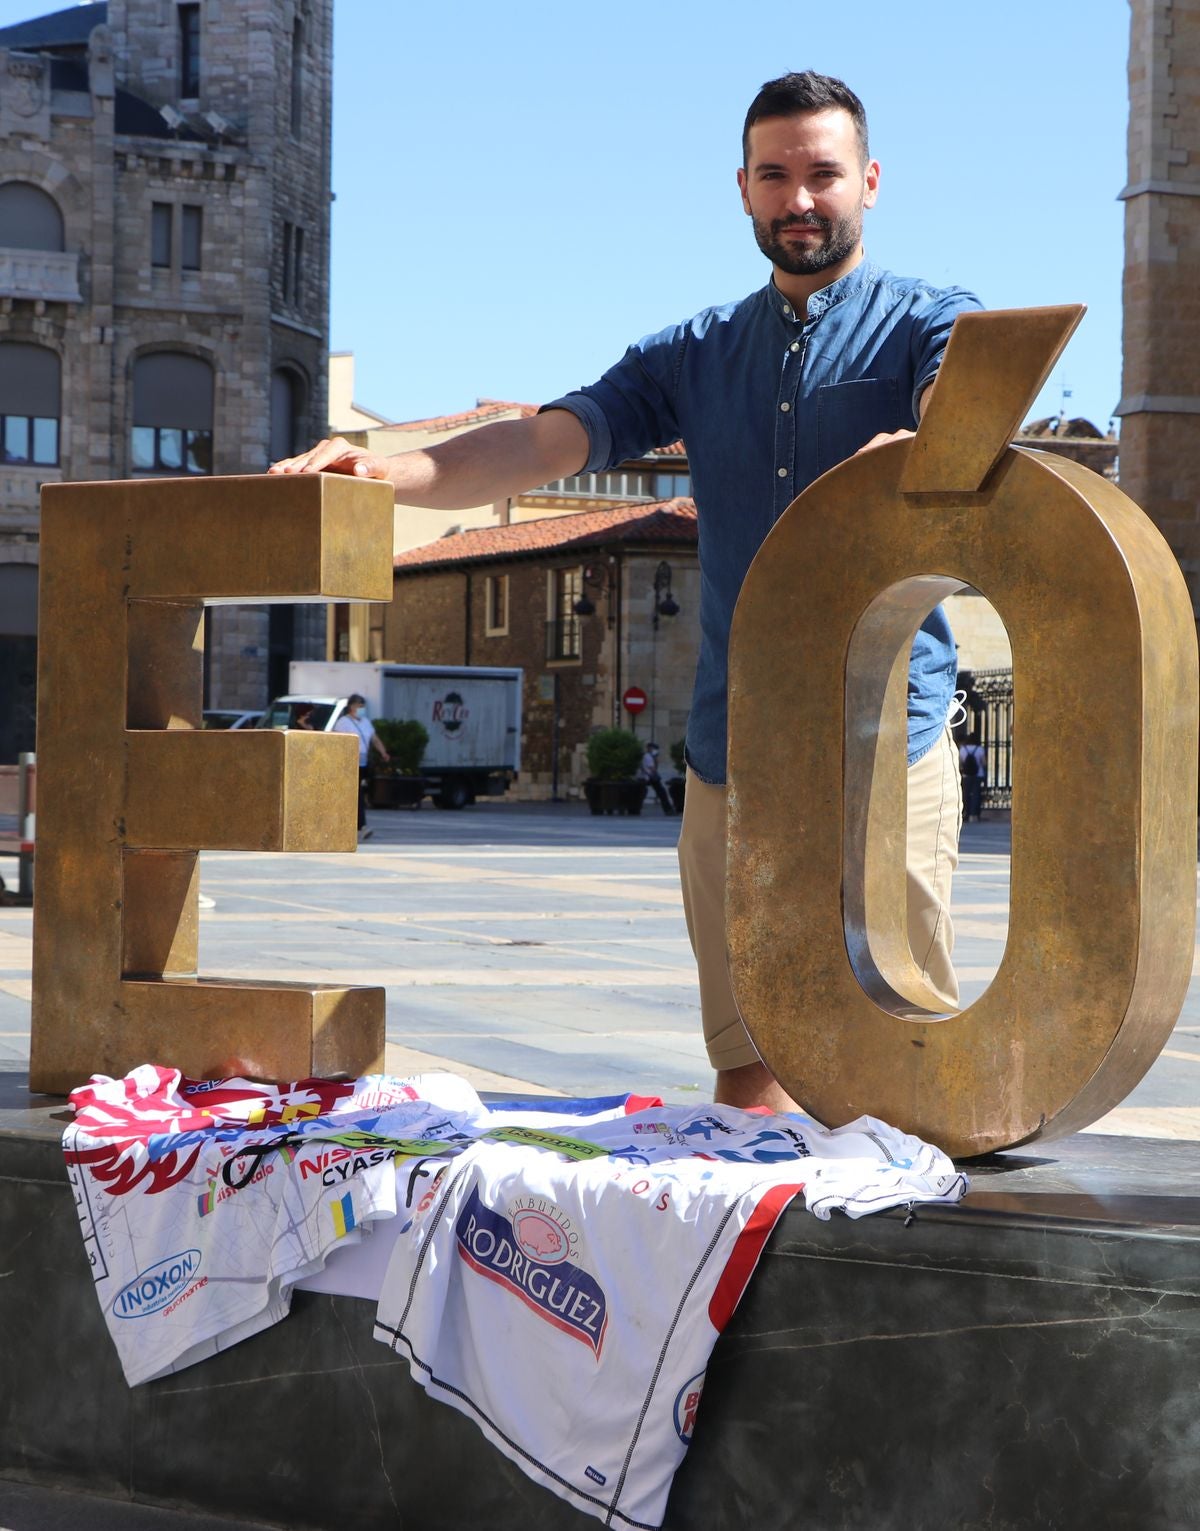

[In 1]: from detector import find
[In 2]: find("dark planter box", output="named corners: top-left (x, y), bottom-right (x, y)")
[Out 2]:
top-left (368, 775), bottom-right (426, 809)
top-left (583, 779), bottom-right (648, 816)
top-left (667, 775), bottom-right (686, 814)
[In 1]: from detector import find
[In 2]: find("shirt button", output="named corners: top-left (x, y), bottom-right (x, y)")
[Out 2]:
top-left (780, 401), bottom-right (791, 413)
top-left (790, 342), bottom-right (800, 353)
top-left (782, 306), bottom-right (792, 317)
top-left (777, 466), bottom-right (788, 478)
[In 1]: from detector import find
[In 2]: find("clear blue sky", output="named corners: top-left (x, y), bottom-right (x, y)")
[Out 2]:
top-left (8, 0), bottom-right (1131, 432)
top-left (327, 0), bottom-right (1130, 433)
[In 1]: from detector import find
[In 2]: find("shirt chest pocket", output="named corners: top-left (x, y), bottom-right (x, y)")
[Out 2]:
top-left (815, 377), bottom-right (904, 476)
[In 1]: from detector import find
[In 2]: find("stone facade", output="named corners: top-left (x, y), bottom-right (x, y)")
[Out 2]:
top-left (0, 0), bottom-right (332, 756)
top-left (1120, 0), bottom-right (1200, 613)
top-left (388, 515), bottom-right (699, 799)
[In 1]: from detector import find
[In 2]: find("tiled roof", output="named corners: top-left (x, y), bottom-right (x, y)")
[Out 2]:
top-left (1021, 416), bottom-right (1111, 441)
top-left (377, 401), bottom-right (538, 433)
top-left (394, 498), bottom-right (697, 572)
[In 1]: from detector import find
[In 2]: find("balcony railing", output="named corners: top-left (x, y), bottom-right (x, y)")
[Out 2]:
top-left (0, 248), bottom-right (81, 303)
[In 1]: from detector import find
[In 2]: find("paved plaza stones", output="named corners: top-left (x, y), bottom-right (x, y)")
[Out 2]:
top-left (2, 799), bottom-right (1199, 1137)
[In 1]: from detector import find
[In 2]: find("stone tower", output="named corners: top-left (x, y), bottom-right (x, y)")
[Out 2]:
top-left (1119, 0), bottom-right (1200, 620)
top-left (0, 0), bottom-right (333, 757)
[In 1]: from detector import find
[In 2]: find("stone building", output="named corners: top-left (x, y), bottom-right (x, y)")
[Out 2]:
top-left (1119, 0), bottom-right (1200, 625)
top-left (0, 0), bottom-right (332, 760)
top-left (329, 395), bottom-right (692, 671)
top-left (388, 500), bottom-right (699, 798)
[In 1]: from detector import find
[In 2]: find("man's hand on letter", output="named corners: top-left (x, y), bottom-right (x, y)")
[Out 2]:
top-left (855, 428), bottom-right (916, 455)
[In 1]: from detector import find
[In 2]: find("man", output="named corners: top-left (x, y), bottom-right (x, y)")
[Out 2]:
top-left (333, 693), bottom-right (390, 841)
top-left (271, 71), bottom-right (981, 1112)
top-left (959, 732), bottom-right (987, 822)
top-left (639, 743), bottom-right (675, 815)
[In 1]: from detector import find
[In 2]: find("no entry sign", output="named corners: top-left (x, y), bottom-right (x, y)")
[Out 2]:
top-left (623, 686), bottom-right (648, 716)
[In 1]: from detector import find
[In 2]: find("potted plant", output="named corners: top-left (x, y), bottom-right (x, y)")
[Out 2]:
top-left (667, 738), bottom-right (687, 814)
top-left (584, 728), bottom-right (648, 815)
top-left (368, 718), bottom-right (429, 808)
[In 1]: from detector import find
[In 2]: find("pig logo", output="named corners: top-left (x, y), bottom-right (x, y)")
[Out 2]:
top-left (513, 1208), bottom-right (568, 1265)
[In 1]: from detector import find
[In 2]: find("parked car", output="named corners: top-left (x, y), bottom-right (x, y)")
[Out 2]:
top-left (202, 709), bottom-right (263, 730)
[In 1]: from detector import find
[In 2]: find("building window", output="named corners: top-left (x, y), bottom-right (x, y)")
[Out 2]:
top-left (484, 574), bottom-right (509, 636)
top-left (0, 343), bottom-right (59, 465)
top-left (130, 351), bottom-right (213, 475)
top-left (654, 471), bottom-right (691, 498)
top-left (290, 18), bottom-right (304, 136)
top-left (151, 202), bottom-right (172, 267)
top-left (281, 221), bottom-right (304, 307)
top-left (533, 468), bottom-right (692, 501)
top-left (151, 204), bottom-right (202, 272)
top-left (0, 182), bottom-right (64, 250)
top-left (180, 205), bottom-right (202, 270)
top-left (269, 365), bottom-right (307, 461)
top-left (179, 3), bottom-right (200, 98)
top-left (293, 227), bottom-right (304, 301)
top-left (546, 568), bottom-right (581, 661)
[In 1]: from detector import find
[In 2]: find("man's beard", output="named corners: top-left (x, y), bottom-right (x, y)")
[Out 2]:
top-left (752, 211), bottom-right (862, 276)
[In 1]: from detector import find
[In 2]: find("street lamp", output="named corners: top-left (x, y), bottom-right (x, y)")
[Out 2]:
top-left (650, 560), bottom-right (680, 745)
top-left (573, 560), bottom-right (617, 625)
top-left (652, 561), bottom-right (679, 627)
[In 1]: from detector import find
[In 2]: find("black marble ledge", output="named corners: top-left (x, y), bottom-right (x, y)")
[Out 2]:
top-left (6, 1065), bottom-right (1200, 1529)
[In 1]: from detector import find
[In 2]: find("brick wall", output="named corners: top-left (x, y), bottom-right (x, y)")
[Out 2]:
top-left (389, 548), bottom-right (700, 796)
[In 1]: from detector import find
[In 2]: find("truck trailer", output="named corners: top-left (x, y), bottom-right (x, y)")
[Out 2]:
top-left (262, 661), bottom-right (523, 809)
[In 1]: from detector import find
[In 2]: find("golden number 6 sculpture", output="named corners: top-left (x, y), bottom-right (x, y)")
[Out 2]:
top-left (727, 306), bottom-right (1199, 1158)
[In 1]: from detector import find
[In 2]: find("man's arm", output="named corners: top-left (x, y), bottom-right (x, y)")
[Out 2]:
top-left (268, 408), bottom-right (590, 510)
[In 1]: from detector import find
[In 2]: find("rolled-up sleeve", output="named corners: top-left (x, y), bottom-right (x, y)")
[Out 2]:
top-left (910, 287), bottom-right (984, 417)
top-left (541, 323), bottom-right (685, 473)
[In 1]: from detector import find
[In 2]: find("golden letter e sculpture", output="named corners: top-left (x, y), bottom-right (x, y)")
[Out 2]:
top-left (727, 307), bottom-right (1199, 1158)
top-left (29, 475), bottom-right (394, 1095)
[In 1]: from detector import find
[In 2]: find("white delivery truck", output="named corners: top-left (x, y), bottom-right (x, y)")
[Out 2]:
top-left (261, 661), bottom-right (523, 809)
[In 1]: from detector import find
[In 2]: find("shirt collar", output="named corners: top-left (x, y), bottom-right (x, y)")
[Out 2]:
top-left (768, 257), bottom-right (877, 324)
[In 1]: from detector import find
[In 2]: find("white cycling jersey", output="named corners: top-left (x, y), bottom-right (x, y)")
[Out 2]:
top-left (64, 1069), bottom-right (965, 1524)
top-left (374, 1102), bottom-right (967, 1529)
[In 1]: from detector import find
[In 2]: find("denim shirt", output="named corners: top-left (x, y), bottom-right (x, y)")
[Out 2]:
top-left (543, 261), bottom-right (983, 783)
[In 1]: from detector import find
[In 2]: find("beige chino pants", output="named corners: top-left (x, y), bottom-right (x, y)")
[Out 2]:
top-left (677, 728), bottom-right (962, 1072)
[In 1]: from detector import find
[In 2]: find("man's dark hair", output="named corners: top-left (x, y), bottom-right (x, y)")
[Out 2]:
top-left (742, 71), bottom-right (869, 167)
top-left (347, 693), bottom-right (366, 706)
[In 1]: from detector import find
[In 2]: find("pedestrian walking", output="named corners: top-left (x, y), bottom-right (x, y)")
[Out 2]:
top-left (639, 743), bottom-right (675, 815)
top-left (959, 732), bottom-right (986, 822)
top-left (333, 694), bottom-right (390, 840)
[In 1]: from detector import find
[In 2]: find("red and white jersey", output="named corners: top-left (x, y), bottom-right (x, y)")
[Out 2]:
top-left (63, 1067), bottom-right (655, 1387)
top-left (64, 1067), bottom-right (498, 1385)
top-left (63, 1065), bottom-right (965, 1526)
top-left (373, 1103), bottom-right (967, 1529)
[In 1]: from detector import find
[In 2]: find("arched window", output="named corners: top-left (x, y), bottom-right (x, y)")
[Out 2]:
top-left (130, 351), bottom-right (213, 474)
top-left (0, 182), bottom-right (64, 251)
top-left (0, 343), bottom-right (59, 465)
top-left (269, 365), bottom-right (307, 461)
